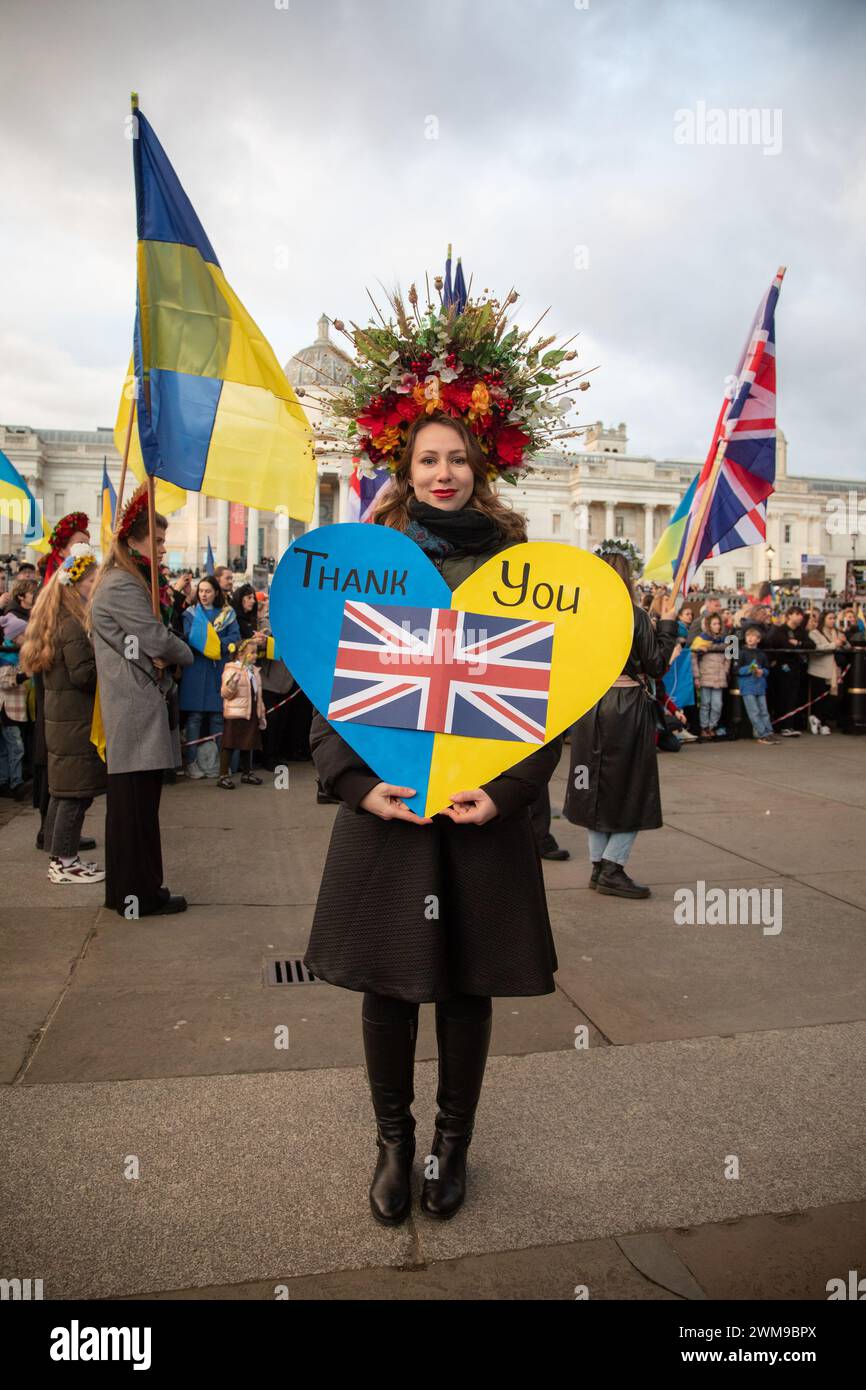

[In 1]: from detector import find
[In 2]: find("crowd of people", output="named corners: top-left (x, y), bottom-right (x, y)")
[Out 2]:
top-left (635, 589), bottom-right (865, 748)
top-left (0, 499), bottom-right (314, 902)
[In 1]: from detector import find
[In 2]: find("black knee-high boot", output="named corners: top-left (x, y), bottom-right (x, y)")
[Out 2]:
top-left (362, 1012), bottom-right (418, 1225)
top-left (420, 1008), bottom-right (492, 1219)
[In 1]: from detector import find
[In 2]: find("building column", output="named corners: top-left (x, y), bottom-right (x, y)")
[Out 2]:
top-left (246, 507), bottom-right (259, 568)
top-left (338, 469), bottom-right (350, 524)
top-left (310, 474), bottom-right (321, 530)
top-left (216, 498), bottom-right (230, 567)
top-left (573, 500), bottom-right (589, 549)
top-left (644, 504), bottom-right (655, 562)
top-left (604, 501), bottom-right (615, 538)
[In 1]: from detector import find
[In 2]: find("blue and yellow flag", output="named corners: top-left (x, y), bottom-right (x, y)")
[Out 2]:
top-left (123, 97), bottom-right (315, 521)
top-left (100, 461), bottom-right (117, 555)
top-left (0, 449), bottom-right (50, 553)
top-left (187, 606), bottom-right (221, 659)
top-left (205, 536), bottom-right (215, 573)
top-left (643, 474), bottom-right (699, 583)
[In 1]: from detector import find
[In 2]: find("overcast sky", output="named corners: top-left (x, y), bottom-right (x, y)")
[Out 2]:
top-left (1, 0), bottom-right (864, 479)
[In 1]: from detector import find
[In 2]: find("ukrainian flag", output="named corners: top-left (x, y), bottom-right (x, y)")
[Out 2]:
top-left (643, 474), bottom-right (698, 583)
top-left (0, 449), bottom-right (50, 553)
top-left (187, 606), bottom-right (222, 659)
top-left (100, 461), bottom-right (117, 555)
top-left (122, 97), bottom-right (315, 520)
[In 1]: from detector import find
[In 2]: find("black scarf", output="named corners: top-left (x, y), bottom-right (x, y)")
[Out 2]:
top-left (404, 495), bottom-right (501, 559)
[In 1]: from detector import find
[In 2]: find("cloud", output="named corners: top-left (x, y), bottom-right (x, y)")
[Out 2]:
top-left (0, 0), bottom-right (864, 478)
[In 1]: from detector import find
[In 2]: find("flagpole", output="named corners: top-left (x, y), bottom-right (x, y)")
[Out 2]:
top-left (146, 473), bottom-right (160, 616)
top-left (114, 398), bottom-right (136, 532)
top-left (671, 435), bottom-right (727, 598)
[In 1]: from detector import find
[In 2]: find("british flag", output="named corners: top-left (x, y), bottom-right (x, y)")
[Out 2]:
top-left (678, 267), bottom-right (785, 586)
top-left (327, 601), bottom-right (554, 743)
top-left (346, 459), bottom-right (392, 523)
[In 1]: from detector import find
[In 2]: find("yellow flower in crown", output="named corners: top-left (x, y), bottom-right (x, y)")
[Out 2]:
top-left (371, 425), bottom-right (401, 454)
top-left (468, 381), bottom-right (491, 420)
top-left (413, 376), bottom-right (442, 415)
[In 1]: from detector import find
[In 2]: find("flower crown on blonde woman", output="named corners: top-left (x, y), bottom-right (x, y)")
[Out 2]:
top-left (322, 246), bottom-right (594, 485)
top-left (57, 544), bottom-right (98, 587)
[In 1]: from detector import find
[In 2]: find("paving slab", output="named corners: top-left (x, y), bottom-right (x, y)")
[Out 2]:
top-left (3, 1024), bottom-right (865, 1299)
top-left (130, 1236), bottom-right (678, 1300)
top-left (665, 803), bottom-right (866, 877)
top-left (665, 1201), bottom-right (866, 1301)
top-left (547, 879), bottom-right (866, 1044)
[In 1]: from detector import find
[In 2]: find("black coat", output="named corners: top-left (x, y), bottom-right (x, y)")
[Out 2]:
top-left (304, 536), bottom-right (560, 1002)
top-left (43, 615), bottom-right (107, 800)
top-left (563, 607), bottom-right (679, 833)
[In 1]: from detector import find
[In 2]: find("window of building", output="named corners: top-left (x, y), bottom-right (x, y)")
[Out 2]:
top-left (552, 513), bottom-right (561, 535)
top-left (735, 570), bottom-right (746, 590)
top-left (54, 493), bottom-right (65, 514)
top-left (703, 568), bottom-right (716, 590)
top-left (614, 514), bottom-right (624, 537)
top-left (205, 495), bottom-right (217, 521)
top-left (784, 523), bottom-right (792, 543)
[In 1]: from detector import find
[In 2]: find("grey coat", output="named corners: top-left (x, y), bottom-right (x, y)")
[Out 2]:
top-left (90, 568), bottom-right (193, 775)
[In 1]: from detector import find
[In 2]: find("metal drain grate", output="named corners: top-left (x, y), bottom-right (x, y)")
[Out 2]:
top-left (265, 958), bottom-right (321, 986)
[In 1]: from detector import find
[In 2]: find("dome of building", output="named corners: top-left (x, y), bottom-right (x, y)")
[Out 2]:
top-left (284, 313), bottom-right (354, 393)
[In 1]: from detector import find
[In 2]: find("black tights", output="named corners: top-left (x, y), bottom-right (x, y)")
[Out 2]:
top-left (363, 990), bottom-right (492, 1024)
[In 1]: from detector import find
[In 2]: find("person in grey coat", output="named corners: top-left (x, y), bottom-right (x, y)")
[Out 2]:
top-left (88, 486), bottom-right (193, 918)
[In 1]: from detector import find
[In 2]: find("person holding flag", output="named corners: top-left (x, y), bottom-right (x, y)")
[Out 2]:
top-left (88, 485), bottom-right (193, 917)
top-left (179, 576), bottom-right (240, 778)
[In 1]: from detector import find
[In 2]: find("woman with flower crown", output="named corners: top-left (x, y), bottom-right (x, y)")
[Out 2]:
top-left (87, 485), bottom-right (193, 917)
top-left (303, 263), bottom-right (588, 1226)
top-left (20, 545), bottom-right (108, 883)
top-left (563, 540), bottom-right (679, 899)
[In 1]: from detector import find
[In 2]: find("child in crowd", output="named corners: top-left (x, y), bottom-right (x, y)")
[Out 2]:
top-left (691, 612), bottom-right (731, 739)
top-left (218, 637), bottom-right (267, 789)
top-left (738, 625), bottom-right (779, 745)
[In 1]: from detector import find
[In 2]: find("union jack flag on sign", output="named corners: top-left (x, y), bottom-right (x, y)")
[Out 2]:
top-left (327, 601), bottom-right (554, 743)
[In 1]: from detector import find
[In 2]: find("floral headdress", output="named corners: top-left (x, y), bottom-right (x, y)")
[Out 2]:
top-left (57, 543), bottom-right (98, 587)
top-left (117, 483), bottom-right (149, 541)
top-left (49, 511), bottom-right (89, 553)
top-left (325, 248), bottom-right (593, 484)
top-left (594, 538), bottom-right (644, 575)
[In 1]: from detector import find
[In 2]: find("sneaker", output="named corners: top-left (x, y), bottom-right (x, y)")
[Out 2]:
top-left (48, 857), bottom-right (106, 884)
top-left (820, 724), bottom-right (831, 735)
top-left (757, 737), bottom-right (777, 745)
top-left (217, 776), bottom-right (236, 789)
top-left (780, 728), bottom-right (800, 737)
top-left (677, 729), bottom-right (699, 743)
top-left (808, 715), bottom-right (821, 735)
top-left (185, 762), bottom-right (205, 779)
top-left (240, 772), bottom-right (263, 785)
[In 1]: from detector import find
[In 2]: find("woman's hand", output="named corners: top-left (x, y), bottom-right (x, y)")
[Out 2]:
top-left (659, 593), bottom-right (679, 620)
top-left (359, 783), bottom-right (432, 824)
top-left (151, 657), bottom-right (168, 671)
top-left (439, 788), bottom-right (499, 826)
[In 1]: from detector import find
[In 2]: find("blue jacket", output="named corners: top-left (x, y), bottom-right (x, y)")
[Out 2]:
top-left (179, 604), bottom-right (241, 712)
top-left (663, 619), bottom-right (695, 708)
top-left (738, 648), bottom-right (770, 697)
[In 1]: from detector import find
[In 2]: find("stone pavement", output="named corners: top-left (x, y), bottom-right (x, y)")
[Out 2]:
top-left (1, 736), bottom-right (865, 1300)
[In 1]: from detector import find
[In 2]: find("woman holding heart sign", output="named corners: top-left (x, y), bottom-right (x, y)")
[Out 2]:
top-left (306, 414), bottom-right (563, 1226)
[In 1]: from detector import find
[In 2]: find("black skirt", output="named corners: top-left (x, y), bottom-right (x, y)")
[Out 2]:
top-left (304, 805), bottom-right (558, 1003)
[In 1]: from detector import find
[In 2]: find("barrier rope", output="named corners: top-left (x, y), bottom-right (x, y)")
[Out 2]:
top-left (180, 686), bottom-right (302, 749)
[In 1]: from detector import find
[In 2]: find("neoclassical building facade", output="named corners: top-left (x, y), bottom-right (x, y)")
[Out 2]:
top-left (1, 316), bottom-right (861, 593)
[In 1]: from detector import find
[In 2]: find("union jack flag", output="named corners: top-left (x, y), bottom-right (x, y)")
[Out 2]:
top-left (346, 459), bottom-right (392, 522)
top-left (327, 601), bottom-right (554, 743)
top-left (678, 267), bottom-right (785, 586)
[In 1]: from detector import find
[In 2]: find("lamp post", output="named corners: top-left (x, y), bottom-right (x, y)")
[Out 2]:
top-left (766, 544), bottom-right (776, 582)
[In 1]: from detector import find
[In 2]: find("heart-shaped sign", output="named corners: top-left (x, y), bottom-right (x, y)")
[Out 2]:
top-left (270, 523), bottom-right (634, 816)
